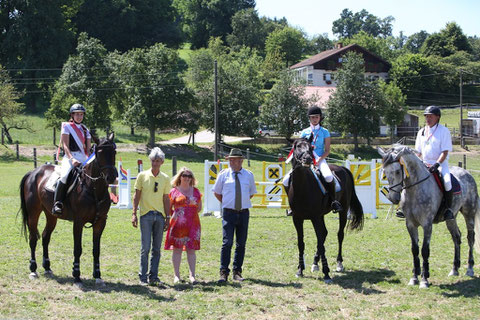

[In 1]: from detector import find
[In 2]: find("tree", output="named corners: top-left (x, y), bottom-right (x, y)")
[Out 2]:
top-left (47, 33), bottom-right (112, 131)
top-left (265, 26), bottom-right (306, 67)
top-left (185, 39), bottom-right (263, 137)
top-left (111, 44), bottom-right (190, 147)
top-left (469, 36), bottom-right (480, 61)
top-left (332, 8), bottom-right (394, 39)
top-left (260, 70), bottom-right (315, 139)
top-left (0, 0), bottom-right (75, 112)
top-left (306, 33), bottom-right (334, 55)
top-left (0, 65), bottom-right (31, 143)
top-left (341, 31), bottom-right (396, 62)
top-left (174, 0), bottom-right (255, 49)
top-left (421, 22), bottom-right (472, 57)
top-left (378, 80), bottom-right (407, 142)
top-left (404, 31), bottom-right (430, 54)
top-left (326, 52), bottom-right (384, 150)
top-left (227, 8), bottom-right (266, 54)
top-left (75, 0), bottom-right (183, 52)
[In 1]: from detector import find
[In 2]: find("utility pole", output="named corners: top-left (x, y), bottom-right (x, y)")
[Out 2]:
top-left (214, 60), bottom-right (219, 161)
top-left (459, 69), bottom-right (464, 148)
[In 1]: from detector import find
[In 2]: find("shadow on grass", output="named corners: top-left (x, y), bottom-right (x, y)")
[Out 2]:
top-left (166, 278), bottom-right (302, 292)
top-left (331, 268), bottom-right (399, 294)
top-left (45, 274), bottom-right (174, 302)
top-left (439, 277), bottom-right (480, 298)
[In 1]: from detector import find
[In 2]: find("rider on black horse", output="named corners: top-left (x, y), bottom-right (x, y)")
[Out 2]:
top-left (396, 105), bottom-right (454, 220)
top-left (52, 103), bottom-right (92, 216)
top-left (283, 105), bottom-right (343, 214)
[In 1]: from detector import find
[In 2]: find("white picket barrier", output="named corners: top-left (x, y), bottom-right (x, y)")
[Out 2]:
top-left (109, 160), bottom-right (140, 210)
top-left (203, 158), bottom-right (391, 218)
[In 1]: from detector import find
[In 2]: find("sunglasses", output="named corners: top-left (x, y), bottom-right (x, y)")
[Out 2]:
top-left (154, 182), bottom-right (158, 192)
top-left (181, 174), bottom-right (193, 178)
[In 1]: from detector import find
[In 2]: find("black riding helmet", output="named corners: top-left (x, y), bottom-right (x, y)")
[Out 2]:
top-left (307, 105), bottom-right (323, 118)
top-left (424, 105), bottom-right (441, 117)
top-left (70, 103), bottom-right (86, 114)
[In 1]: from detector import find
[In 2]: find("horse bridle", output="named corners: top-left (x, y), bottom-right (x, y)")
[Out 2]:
top-left (385, 158), bottom-right (430, 194)
top-left (82, 141), bottom-right (116, 182)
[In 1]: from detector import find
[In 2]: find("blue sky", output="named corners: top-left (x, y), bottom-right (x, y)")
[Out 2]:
top-left (255, 0), bottom-right (479, 39)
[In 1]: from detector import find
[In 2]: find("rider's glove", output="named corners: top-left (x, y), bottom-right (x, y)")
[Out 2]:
top-left (429, 162), bottom-right (440, 173)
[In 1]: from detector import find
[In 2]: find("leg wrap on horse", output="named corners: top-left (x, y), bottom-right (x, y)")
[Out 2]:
top-left (42, 258), bottom-right (50, 271)
top-left (30, 259), bottom-right (37, 273)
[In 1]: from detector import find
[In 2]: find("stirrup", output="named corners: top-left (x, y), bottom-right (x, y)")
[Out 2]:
top-left (444, 208), bottom-right (454, 221)
top-left (52, 202), bottom-right (63, 216)
top-left (331, 201), bottom-right (342, 213)
top-left (396, 210), bottom-right (405, 218)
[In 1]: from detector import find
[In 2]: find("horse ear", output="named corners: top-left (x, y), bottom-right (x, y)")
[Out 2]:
top-left (308, 133), bottom-right (314, 144)
top-left (377, 147), bottom-right (386, 158)
top-left (108, 132), bottom-right (115, 142)
top-left (91, 133), bottom-right (99, 145)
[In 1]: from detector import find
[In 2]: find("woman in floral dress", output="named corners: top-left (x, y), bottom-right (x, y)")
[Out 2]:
top-left (164, 167), bottom-right (202, 284)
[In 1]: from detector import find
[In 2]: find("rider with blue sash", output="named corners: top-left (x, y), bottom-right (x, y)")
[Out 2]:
top-left (283, 106), bottom-right (343, 213)
top-left (52, 103), bottom-right (91, 216)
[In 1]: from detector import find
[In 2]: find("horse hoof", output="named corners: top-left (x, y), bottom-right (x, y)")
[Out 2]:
top-left (311, 264), bottom-right (319, 272)
top-left (295, 271), bottom-right (304, 278)
top-left (419, 280), bottom-right (429, 289)
top-left (44, 270), bottom-right (54, 277)
top-left (466, 268), bottom-right (474, 277)
top-left (29, 272), bottom-right (39, 280)
top-left (324, 278), bottom-right (333, 284)
top-left (95, 278), bottom-right (106, 287)
top-left (408, 278), bottom-right (418, 286)
top-left (336, 262), bottom-right (344, 272)
top-left (448, 269), bottom-right (459, 277)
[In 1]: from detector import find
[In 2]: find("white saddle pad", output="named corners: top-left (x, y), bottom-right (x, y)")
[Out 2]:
top-left (45, 166), bottom-right (62, 192)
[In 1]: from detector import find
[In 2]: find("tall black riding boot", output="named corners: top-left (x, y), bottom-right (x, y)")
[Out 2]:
top-left (443, 189), bottom-right (454, 220)
top-left (52, 181), bottom-right (67, 216)
top-left (283, 184), bottom-right (293, 216)
top-left (327, 180), bottom-right (343, 213)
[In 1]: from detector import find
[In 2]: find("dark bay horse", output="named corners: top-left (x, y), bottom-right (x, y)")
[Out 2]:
top-left (378, 145), bottom-right (480, 288)
top-left (287, 138), bottom-right (364, 282)
top-left (19, 133), bottom-right (117, 288)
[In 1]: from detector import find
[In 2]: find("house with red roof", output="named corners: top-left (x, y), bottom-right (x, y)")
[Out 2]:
top-left (290, 43), bottom-right (391, 107)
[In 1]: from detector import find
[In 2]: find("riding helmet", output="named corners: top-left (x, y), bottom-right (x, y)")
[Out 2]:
top-left (70, 103), bottom-right (86, 114)
top-left (423, 105), bottom-right (441, 117)
top-left (307, 105), bottom-right (322, 117)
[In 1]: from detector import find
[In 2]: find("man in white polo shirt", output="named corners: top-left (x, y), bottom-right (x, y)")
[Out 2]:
top-left (414, 105), bottom-right (454, 220)
top-left (213, 148), bottom-right (257, 282)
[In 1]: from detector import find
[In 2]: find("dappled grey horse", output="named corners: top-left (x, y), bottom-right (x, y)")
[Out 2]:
top-left (378, 145), bottom-right (480, 288)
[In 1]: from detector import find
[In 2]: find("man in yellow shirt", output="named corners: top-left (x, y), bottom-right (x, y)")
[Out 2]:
top-left (132, 147), bottom-right (171, 286)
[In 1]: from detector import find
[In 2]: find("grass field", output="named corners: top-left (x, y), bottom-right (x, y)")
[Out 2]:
top-left (1, 145), bottom-right (480, 319)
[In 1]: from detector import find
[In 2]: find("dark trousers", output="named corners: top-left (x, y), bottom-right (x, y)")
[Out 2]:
top-left (220, 208), bottom-right (250, 273)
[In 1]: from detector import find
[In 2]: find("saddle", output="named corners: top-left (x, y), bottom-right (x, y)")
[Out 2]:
top-left (45, 166), bottom-right (82, 196)
top-left (311, 166), bottom-right (341, 195)
top-left (431, 169), bottom-right (461, 223)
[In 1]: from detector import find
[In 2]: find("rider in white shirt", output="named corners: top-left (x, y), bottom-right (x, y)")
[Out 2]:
top-left (397, 106), bottom-right (454, 220)
top-left (52, 103), bottom-right (91, 216)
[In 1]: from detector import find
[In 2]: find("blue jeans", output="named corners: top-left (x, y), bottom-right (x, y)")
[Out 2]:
top-left (139, 211), bottom-right (165, 282)
top-left (220, 209), bottom-right (250, 273)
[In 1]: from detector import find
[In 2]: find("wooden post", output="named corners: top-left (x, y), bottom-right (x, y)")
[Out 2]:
top-left (172, 156), bottom-right (177, 176)
top-left (54, 153), bottom-right (58, 165)
top-left (463, 154), bottom-right (467, 169)
top-left (53, 127), bottom-right (56, 146)
top-left (33, 148), bottom-right (37, 168)
top-left (16, 143), bottom-right (19, 160)
top-left (247, 148), bottom-right (250, 167)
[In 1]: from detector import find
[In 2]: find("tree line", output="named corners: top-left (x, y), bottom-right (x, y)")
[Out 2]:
top-left (0, 2), bottom-right (479, 146)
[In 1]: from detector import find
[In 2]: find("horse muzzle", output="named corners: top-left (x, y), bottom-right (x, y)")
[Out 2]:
top-left (387, 192), bottom-right (401, 204)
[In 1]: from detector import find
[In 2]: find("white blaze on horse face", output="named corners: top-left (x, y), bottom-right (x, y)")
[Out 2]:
top-left (384, 162), bottom-right (402, 204)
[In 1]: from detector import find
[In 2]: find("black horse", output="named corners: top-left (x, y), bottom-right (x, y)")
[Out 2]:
top-left (287, 138), bottom-right (364, 282)
top-left (19, 133), bottom-right (117, 288)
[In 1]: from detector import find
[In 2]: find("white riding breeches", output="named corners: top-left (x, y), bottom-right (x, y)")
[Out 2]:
top-left (283, 159), bottom-right (333, 187)
top-left (59, 151), bottom-right (87, 184)
top-left (438, 161), bottom-right (452, 192)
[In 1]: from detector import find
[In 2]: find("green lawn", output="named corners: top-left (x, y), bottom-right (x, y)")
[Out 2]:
top-left (1, 148), bottom-right (480, 319)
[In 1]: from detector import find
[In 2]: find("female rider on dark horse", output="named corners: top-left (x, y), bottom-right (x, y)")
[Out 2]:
top-left (52, 103), bottom-right (91, 216)
top-left (283, 105), bottom-right (342, 213)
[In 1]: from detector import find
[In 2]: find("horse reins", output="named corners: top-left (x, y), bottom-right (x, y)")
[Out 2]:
top-left (386, 159), bottom-right (431, 194)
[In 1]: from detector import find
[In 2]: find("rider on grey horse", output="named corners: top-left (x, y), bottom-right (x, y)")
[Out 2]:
top-left (397, 105), bottom-right (454, 220)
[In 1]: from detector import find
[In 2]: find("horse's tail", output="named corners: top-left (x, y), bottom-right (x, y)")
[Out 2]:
top-left (345, 167), bottom-right (364, 231)
top-left (19, 171), bottom-right (38, 242)
top-left (474, 198), bottom-right (480, 254)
